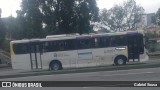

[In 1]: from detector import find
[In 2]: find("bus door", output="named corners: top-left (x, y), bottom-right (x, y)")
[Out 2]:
top-left (76, 38), bottom-right (94, 67)
top-left (29, 41), bottom-right (42, 69)
top-left (127, 33), bottom-right (141, 61)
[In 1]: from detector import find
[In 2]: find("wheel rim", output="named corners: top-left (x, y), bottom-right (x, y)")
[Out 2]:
top-left (118, 59), bottom-right (124, 65)
top-left (53, 63), bottom-right (59, 70)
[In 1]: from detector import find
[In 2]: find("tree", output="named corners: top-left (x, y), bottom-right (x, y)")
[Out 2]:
top-left (123, 0), bottom-right (144, 30)
top-left (17, 0), bottom-right (44, 39)
top-left (0, 8), bottom-right (6, 48)
top-left (75, 0), bottom-right (99, 34)
top-left (41, 0), bottom-right (99, 34)
top-left (156, 8), bottom-right (160, 26)
top-left (2, 16), bottom-right (22, 40)
top-left (17, 0), bottom-right (99, 39)
top-left (99, 0), bottom-right (144, 32)
top-left (151, 14), bottom-right (156, 24)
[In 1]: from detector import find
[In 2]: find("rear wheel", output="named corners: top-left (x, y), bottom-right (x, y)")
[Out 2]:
top-left (114, 56), bottom-right (127, 65)
top-left (50, 62), bottom-right (61, 71)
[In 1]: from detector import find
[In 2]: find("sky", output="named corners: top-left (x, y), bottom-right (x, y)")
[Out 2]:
top-left (0, 0), bottom-right (160, 17)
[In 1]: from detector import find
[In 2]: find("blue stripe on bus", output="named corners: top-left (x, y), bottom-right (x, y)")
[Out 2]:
top-left (78, 52), bottom-right (92, 55)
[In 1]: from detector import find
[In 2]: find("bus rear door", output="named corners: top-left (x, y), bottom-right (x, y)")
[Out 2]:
top-left (127, 33), bottom-right (144, 61)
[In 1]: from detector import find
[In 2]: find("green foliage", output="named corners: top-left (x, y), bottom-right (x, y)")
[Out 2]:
top-left (2, 16), bottom-right (23, 40)
top-left (151, 14), bottom-right (156, 24)
top-left (16, 0), bottom-right (99, 39)
top-left (0, 19), bottom-right (6, 48)
top-left (156, 8), bottom-right (160, 25)
top-left (147, 33), bottom-right (160, 38)
top-left (17, 0), bottom-right (44, 39)
top-left (99, 0), bottom-right (144, 32)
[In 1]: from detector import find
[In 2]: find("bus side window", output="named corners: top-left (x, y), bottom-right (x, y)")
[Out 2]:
top-left (13, 43), bottom-right (29, 54)
top-left (110, 36), bottom-right (117, 46)
top-left (118, 35), bottom-right (127, 46)
top-left (94, 38), bottom-right (99, 48)
top-left (98, 37), bottom-right (110, 48)
top-left (58, 41), bottom-right (64, 51)
top-left (43, 42), bottom-right (51, 52)
top-left (77, 38), bottom-right (94, 49)
top-left (103, 37), bottom-right (110, 47)
top-left (63, 39), bottom-right (76, 50)
top-left (110, 35), bottom-right (126, 47)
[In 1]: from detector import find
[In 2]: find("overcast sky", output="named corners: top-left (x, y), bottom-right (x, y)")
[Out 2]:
top-left (0, 0), bottom-right (160, 17)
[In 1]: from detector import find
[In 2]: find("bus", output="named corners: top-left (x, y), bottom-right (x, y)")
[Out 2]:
top-left (10, 31), bottom-right (148, 71)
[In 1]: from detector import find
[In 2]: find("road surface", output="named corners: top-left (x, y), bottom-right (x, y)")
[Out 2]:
top-left (1, 67), bottom-right (160, 90)
top-left (0, 67), bottom-right (160, 81)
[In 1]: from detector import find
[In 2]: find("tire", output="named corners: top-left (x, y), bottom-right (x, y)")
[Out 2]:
top-left (50, 61), bottom-right (61, 71)
top-left (114, 56), bottom-right (127, 65)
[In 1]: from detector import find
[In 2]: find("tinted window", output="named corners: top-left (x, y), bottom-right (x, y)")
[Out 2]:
top-left (127, 33), bottom-right (144, 54)
top-left (137, 34), bottom-right (144, 53)
top-left (44, 39), bottom-right (76, 52)
top-left (77, 38), bottom-right (94, 49)
top-left (63, 39), bottom-right (76, 50)
top-left (94, 35), bottom-right (127, 48)
top-left (110, 35), bottom-right (127, 46)
top-left (13, 43), bottom-right (29, 54)
top-left (30, 44), bottom-right (42, 53)
top-left (94, 36), bottom-right (110, 48)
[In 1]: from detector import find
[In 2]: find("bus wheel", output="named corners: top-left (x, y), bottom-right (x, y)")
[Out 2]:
top-left (114, 56), bottom-right (127, 65)
top-left (50, 61), bottom-right (62, 71)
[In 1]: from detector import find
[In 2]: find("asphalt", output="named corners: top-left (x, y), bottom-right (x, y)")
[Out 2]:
top-left (0, 56), bottom-right (159, 79)
top-left (0, 64), bottom-right (9, 68)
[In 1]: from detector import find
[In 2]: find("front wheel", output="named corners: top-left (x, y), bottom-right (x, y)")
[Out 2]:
top-left (114, 56), bottom-right (127, 65)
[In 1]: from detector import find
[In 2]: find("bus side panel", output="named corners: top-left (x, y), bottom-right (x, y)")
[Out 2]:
top-left (104, 47), bottom-right (116, 65)
top-left (55, 50), bottom-right (77, 68)
top-left (92, 48), bottom-right (105, 66)
top-left (113, 46), bottom-right (128, 61)
top-left (41, 52), bottom-right (55, 69)
top-left (11, 54), bottom-right (31, 70)
top-left (77, 49), bottom-right (93, 67)
top-left (41, 50), bottom-right (78, 69)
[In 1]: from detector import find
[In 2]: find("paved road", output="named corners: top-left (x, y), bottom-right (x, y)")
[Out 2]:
top-left (0, 57), bottom-right (159, 79)
top-left (1, 67), bottom-right (160, 81)
top-left (0, 58), bottom-right (160, 90)
top-left (1, 67), bottom-right (160, 90)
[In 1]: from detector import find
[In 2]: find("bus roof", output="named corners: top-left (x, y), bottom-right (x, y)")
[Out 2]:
top-left (11, 30), bottom-right (144, 44)
top-left (92, 32), bottom-right (127, 37)
top-left (10, 39), bottom-right (43, 44)
top-left (46, 33), bottom-right (79, 39)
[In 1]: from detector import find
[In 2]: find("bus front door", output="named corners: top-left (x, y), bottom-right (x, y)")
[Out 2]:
top-left (77, 49), bottom-right (93, 67)
top-left (30, 42), bottom-right (42, 69)
top-left (77, 38), bottom-right (94, 67)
